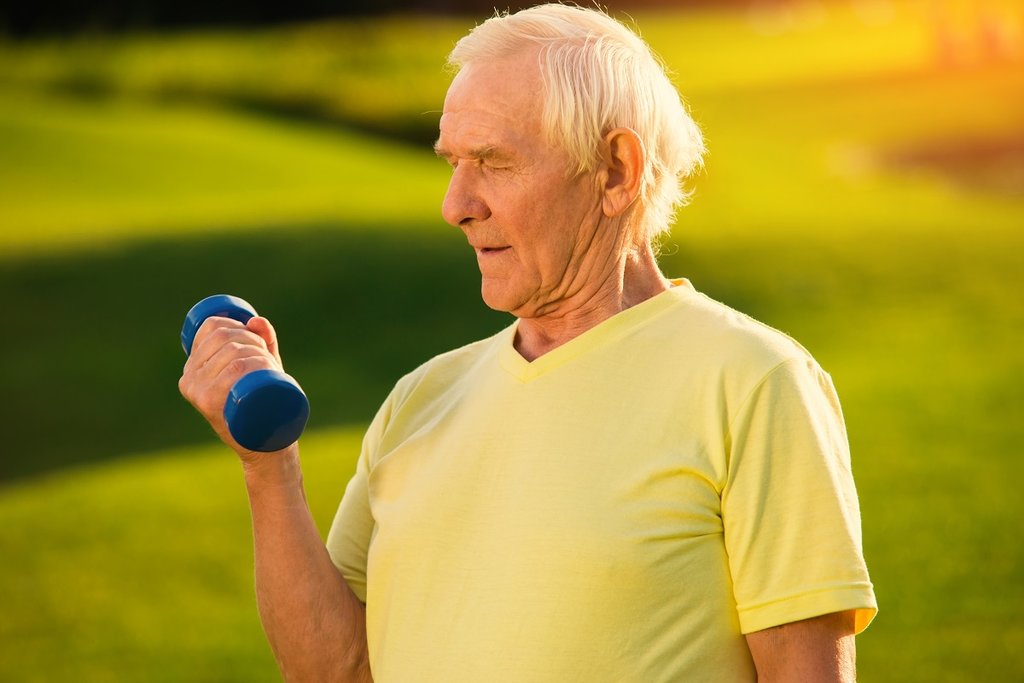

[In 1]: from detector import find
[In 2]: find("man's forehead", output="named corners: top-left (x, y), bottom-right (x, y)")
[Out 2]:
top-left (437, 109), bottom-right (517, 147)
top-left (437, 57), bottom-right (543, 155)
top-left (442, 72), bottom-right (527, 118)
top-left (444, 48), bottom-right (542, 104)
top-left (445, 51), bottom-right (544, 115)
top-left (436, 106), bottom-right (543, 164)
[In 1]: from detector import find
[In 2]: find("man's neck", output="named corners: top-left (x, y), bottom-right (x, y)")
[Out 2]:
top-left (513, 245), bottom-right (670, 362)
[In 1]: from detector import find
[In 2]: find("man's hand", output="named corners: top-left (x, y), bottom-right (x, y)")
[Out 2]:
top-left (178, 314), bottom-right (283, 457)
top-left (745, 610), bottom-right (857, 682)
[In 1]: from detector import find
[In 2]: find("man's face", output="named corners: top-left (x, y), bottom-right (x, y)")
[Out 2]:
top-left (435, 50), bottom-right (614, 317)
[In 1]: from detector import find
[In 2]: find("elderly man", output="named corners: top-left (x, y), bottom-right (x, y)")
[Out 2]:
top-left (180, 4), bottom-right (876, 681)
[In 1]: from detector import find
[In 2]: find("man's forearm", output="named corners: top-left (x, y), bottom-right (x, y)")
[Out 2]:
top-left (244, 449), bottom-right (372, 683)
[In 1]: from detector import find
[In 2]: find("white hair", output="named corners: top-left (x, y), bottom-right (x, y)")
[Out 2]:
top-left (448, 2), bottom-right (705, 244)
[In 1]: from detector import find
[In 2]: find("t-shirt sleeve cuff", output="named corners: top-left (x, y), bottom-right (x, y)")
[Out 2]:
top-left (737, 583), bottom-right (878, 635)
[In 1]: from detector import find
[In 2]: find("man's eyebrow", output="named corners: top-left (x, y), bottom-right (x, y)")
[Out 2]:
top-left (433, 143), bottom-right (511, 163)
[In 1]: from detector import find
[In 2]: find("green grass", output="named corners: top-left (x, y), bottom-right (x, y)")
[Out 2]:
top-left (0, 426), bottom-right (364, 682)
top-left (1, 4), bottom-right (1023, 681)
top-left (0, 89), bottom-right (448, 255)
top-left (0, 223), bottom-right (507, 479)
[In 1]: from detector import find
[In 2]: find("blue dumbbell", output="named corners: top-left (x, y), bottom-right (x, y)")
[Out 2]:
top-left (181, 294), bottom-right (309, 452)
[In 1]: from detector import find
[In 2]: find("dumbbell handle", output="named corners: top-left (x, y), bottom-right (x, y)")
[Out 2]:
top-left (181, 295), bottom-right (309, 452)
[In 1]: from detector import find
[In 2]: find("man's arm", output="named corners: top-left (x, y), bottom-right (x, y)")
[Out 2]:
top-left (179, 315), bottom-right (372, 682)
top-left (245, 449), bottom-right (372, 683)
top-left (744, 610), bottom-right (856, 683)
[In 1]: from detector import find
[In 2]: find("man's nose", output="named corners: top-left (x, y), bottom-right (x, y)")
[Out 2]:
top-left (441, 165), bottom-right (491, 228)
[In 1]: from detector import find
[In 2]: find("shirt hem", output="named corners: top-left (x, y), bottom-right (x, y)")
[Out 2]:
top-left (737, 583), bottom-right (878, 635)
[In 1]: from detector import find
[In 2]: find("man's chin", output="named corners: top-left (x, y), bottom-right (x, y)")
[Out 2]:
top-left (480, 291), bottom-right (513, 314)
top-left (479, 281), bottom-right (520, 315)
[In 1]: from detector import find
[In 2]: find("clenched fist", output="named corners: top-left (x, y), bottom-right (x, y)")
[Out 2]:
top-left (179, 314), bottom-right (288, 457)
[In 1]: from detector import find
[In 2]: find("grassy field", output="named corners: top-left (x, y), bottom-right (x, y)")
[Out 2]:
top-left (1, 2), bottom-right (1023, 680)
top-left (0, 89), bottom-right (448, 253)
top-left (0, 427), bottom-right (364, 682)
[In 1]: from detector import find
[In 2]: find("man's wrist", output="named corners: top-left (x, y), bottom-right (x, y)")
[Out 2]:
top-left (241, 445), bottom-right (304, 494)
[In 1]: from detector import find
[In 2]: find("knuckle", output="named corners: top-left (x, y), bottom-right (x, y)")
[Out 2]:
top-left (227, 357), bottom-right (249, 376)
top-left (227, 355), bottom-right (267, 376)
top-left (194, 318), bottom-right (224, 346)
top-left (226, 340), bottom-right (248, 354)
top-left (208, 326), bottom-right (234, 346)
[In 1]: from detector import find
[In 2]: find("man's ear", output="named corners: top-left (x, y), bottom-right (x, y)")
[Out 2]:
top-left (600, 127), bottom-right (644, 218)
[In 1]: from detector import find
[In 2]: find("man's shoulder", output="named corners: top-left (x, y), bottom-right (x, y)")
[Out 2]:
top-left (659, 284), bottom-right (819, 375)
top-left (388, 324), bottom-right (510, 403)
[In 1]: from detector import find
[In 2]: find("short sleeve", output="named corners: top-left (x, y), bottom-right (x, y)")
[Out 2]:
top-left (722, 357), bottom-right (877, 634)
top-left (325, 396), bottom-right (393, 603)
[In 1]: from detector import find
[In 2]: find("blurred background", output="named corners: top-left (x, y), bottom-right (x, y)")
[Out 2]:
top-left (1, 0), bottom-right (1021, 680)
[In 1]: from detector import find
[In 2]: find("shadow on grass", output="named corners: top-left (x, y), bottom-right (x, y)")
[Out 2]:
top-left (0, 221), bottom-right (508, 481)
top-left (0, 219), bottom-right (864, 482)
top-left (42, 78), bottom-right (441, 147)
top-left (4, 218), bottom-right (1019, 483)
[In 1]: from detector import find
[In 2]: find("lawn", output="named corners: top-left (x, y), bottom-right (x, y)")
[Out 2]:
top-left (1, 2), bottom-right (1022, 680)
top-left (0, 427), bottom-right (364, 682)
top-left (0, 89), bottom-right (447, 254)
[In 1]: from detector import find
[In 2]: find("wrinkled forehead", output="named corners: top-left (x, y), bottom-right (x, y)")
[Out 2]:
top-left (438, 52), bottom-right (545, 152)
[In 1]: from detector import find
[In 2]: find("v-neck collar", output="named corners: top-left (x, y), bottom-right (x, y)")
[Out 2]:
top-left (497, 279), bottom-right (694, 382)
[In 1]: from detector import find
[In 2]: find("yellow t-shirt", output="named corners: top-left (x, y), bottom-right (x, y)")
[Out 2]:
top-left (327, 280), bottom-right (876, 682)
